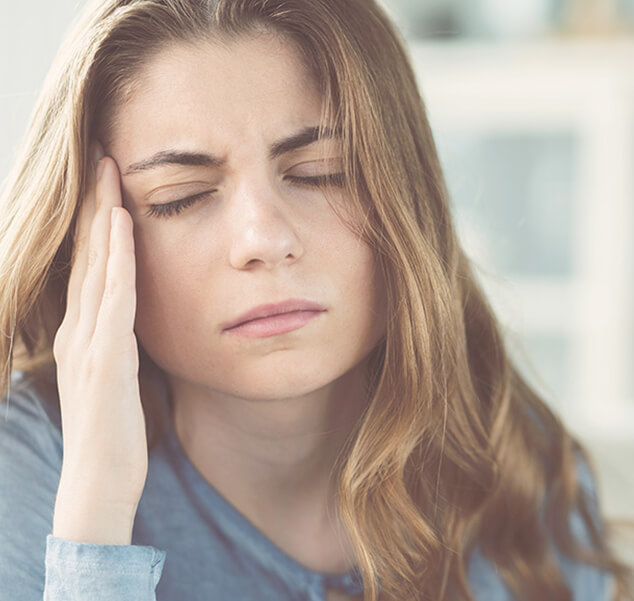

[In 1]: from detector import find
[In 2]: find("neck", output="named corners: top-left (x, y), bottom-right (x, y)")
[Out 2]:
top-left (167, 361), bottom-right (369, 570)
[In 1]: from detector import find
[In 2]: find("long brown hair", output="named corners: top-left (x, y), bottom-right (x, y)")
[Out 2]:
top-left (1, 1), bottom-right (632, 599)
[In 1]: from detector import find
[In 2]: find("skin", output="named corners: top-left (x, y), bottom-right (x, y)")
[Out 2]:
top-left (54, 31), bottom-right (386, 583)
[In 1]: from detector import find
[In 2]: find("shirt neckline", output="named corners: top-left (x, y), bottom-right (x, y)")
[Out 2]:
top-left (162, 410), bottom-right (365, 596)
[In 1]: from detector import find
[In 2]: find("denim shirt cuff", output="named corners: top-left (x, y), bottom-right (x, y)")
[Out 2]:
top-left (44, 534), bottom-right (166, 600)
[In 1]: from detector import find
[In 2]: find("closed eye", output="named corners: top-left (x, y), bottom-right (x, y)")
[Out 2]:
top-left (144, 172), bottom-right (345, 220)
top-left (145, 190), bottom-right (216, 219)
top-left (284, 173), bottom-right (345, 187)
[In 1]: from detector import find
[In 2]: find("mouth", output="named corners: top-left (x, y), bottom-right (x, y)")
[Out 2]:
top-left (223, 309), bottom-right (325, 338)
top-left (222, 298), bottom-right (326, 330)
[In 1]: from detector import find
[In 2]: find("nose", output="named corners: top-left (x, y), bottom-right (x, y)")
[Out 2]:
top-left (226, 179), bottom-right (304, 270)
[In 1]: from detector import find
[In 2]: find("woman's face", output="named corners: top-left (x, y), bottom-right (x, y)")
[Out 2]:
top-left (109, 32), bottom-right (386, 400)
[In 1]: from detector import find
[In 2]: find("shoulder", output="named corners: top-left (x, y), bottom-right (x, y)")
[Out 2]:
top-left (0, 365), bottom-right (63, 599)
top-left (466, 454), bottom-right (614, 601)
top-left (553, 452), bottom-right (615, 601)
top-left (1, 364), bottom-right (62, 457)
top-left (0, 363), bottom-right (63, 497)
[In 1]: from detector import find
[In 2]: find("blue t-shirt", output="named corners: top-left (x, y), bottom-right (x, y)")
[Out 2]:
top-left (0, 368), bottom-right (612, 600)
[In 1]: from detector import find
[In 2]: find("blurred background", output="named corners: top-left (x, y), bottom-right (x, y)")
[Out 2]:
top-left (1, 0), bottom-right (633, 561)
top-left (377, 0), bottom-right (634, 562)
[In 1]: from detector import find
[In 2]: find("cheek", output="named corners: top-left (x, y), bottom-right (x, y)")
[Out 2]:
top-left (132, 227), bottom-right (214, 352)
top-left (333, 232), bottom-right (387, 341)
top-left (134, 223), bottom-right (216, 293)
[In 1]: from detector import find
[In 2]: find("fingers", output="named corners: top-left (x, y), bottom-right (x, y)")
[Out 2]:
top-left (75, 157), bottom-right (124, 340)
top-left (94, 207), bottom-right (137, 344)
top-left (61, 145), bottom-right (136, 352)
top-left (64, 144), bottom-right (103, 320)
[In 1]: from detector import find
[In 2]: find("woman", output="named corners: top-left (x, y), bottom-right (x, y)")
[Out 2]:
top-left (0, 0), bottom-right (631, 600)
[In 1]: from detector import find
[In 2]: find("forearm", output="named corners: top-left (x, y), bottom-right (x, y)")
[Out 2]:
top-left (52, 484), bottom-right (138, 545)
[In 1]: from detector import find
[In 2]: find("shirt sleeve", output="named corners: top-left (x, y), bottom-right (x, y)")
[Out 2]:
top-left (0, 372), bottom-right (166, 601)
top-left (44, 535), bottom-right (166, 601)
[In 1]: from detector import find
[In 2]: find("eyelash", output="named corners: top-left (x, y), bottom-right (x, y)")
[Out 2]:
top-left (144, 173), bottom-right (346, 219)
top-left (145, 191), bottom-right (213, 219)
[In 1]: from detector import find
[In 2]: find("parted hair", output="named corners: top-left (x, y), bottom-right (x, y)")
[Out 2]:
top-left (0, 0), bottom-right (632, 599)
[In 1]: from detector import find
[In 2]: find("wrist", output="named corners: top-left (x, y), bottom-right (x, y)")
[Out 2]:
top-left (53, 484), bottom-right (139, 545)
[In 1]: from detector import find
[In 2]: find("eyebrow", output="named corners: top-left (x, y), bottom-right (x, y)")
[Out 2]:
top-left (124, 150), bottom-right (223, 175)
top-left (269, 125), bottom-right (338, 159)
top-left (123, 125), bottom-right (340, 176)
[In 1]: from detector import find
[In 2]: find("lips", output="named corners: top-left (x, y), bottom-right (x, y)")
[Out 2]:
top-left (222, 298), bottom-right (327, 331)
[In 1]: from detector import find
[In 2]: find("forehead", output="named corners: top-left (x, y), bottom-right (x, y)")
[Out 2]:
top-left (108, 32), bottom-right (323, 160)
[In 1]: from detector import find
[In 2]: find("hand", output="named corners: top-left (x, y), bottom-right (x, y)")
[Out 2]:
top-left (52, 144), bottom-right (147, 544)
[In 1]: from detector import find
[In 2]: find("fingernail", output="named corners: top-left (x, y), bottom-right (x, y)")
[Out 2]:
top-left (93, 140), bottom-right (105, 163)
top-left (93, 140), bottom-right (105, 180)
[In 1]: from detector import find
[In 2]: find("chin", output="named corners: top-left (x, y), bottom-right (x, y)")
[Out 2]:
top-left (212, 370), bottom-right (338, 403)
top-left (219, 354), bottom-right (374, 403)
top-left (144, 339), bottom-right (370, 402)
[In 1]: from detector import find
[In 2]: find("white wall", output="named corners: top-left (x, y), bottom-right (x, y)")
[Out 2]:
top-left (0, 0), bottom-right (91, 183)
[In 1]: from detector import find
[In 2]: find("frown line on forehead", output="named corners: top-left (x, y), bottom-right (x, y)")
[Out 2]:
top-left (122, 124), bottom-right (341, 176)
